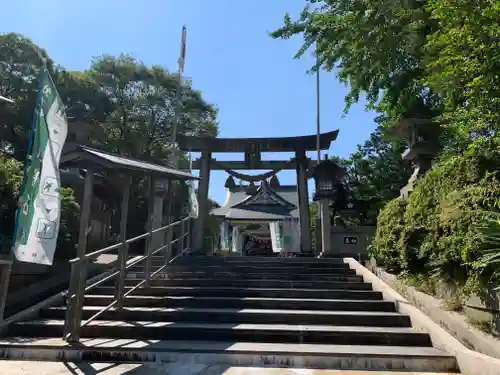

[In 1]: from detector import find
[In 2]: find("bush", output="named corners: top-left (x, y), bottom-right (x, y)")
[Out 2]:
top-left (0, 155), bottom-right (23, 253)
top-left (57, 187), bottom-right (80, 258)
top-left (370, 137), bottom-right (500, 293)
top-left (368, 198), bottom-right (407, 273)
top-left (474, 210), bottom-right (500, 290)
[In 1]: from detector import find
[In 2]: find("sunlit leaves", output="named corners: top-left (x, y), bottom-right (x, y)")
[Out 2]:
top-left (271, 0), bottom-right (433, 117)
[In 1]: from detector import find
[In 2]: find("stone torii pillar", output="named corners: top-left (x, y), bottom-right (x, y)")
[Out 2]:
top-left (295, 149), bottom-right (312, 254)
top-left (193, 150), bottom-right (211, 253)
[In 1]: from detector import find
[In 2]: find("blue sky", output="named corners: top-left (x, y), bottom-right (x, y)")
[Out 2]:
top-left (2, 0), bottom-right (377, 204)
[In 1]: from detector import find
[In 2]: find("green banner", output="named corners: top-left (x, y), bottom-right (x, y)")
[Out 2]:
top-left (14, 69), bottom-right (68, 265)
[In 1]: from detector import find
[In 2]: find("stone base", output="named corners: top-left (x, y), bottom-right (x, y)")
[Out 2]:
top-left (0, 338), bottom-right (458, 373)
top-left (400, 183), bottom-right (413, 201)
top-left (0, 360), bottom-right (461, 375)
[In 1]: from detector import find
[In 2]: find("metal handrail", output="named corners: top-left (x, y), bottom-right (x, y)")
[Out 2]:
top-left (69, 243), bottom-right (123, 263)
top-left (63, 215), bottom-right (193, 342)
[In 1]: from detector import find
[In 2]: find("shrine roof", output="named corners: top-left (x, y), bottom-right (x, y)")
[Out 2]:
top-left (211, 183), bottom-right (299, 221)
top-left (61, 145), bottom-right (198, 180)
top-left (178, 130), bottom-right (339, 152)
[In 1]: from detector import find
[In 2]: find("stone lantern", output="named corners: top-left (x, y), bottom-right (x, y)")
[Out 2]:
top-left (393, 116), bottom-right (442, 200)
top-left (312, 156), bottom-right (345, 202)
top-left (312, 156), bottom-right (345, 255)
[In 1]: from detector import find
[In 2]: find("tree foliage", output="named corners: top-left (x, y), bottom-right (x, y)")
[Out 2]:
top-left (332, 126), bottom-right (410, 224)
top-left (270, 0), bottom-right (437, 120)
top-left (0, 155), bottom-right (23, 253)
top-left (87, 55), bottom-right (218, 162)
top-left (0, 155), bottom-right (80, 256)
top-left (0, 33), bottom-right (218, 163)
top-left (342, 127), bottom-right (410, 204)
top-left (272, 0), bottom-right (500, 149)
top-left (0, 32), bottom-right (219, 255)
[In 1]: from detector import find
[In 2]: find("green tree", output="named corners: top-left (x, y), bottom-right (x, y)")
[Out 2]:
top-left (422, 0), bottom-right (500, 150)
top-left (332, 126), bottom-right (410, 224)
top-left (0, 33), bottom-right (219, 256)
top-left (270, 0), bottom-right (438, 121)
top-left (0, 33), bottom-right (114, 160)
top-left (0, 33), bottom-right (55, 159)
top-left (0, 155), bottom-right (80, 257)
top-left (272, 0), bottom-right (500, 152)
top-left (0, 155), bottom-right (23, 253)
top-left (88, 55), bottom-right (218, 162)
top-left (344, 127), bottom-right (410, 204)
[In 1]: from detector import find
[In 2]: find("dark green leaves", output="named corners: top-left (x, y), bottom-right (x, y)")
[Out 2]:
top-left (271, 0), bottom-right (433, 116)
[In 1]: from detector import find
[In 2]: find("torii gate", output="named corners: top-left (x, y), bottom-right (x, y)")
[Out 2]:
top-left (177, 130), bottom-right (339, 254)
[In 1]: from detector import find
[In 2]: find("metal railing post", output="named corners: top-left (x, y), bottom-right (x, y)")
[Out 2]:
top-left (168, 225), bottom-right (174, 258)
top-left (180, 218), bottom-right (185, 252)
top-left (0, 261), bottom-right (12, 325)
top-left (163, 235), bottom-right (169, 274)
top-left (186, 217), bottom-right (191, 252)
top-left (63, 262), bottom-right (79, 338)
top-left (144, 236), bottom-right (152, 287)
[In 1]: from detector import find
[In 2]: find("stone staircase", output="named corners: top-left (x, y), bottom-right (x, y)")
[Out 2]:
top-left (4, 256), bottom-right (459, 372)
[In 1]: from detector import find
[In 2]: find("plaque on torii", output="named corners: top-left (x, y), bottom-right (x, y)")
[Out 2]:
top-left (244, 142), bottom-right (261, 169)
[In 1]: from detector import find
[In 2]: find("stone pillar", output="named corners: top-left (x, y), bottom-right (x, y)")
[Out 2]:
top-left (295, 150), bottom-right (312, 253)
top-left (220, 220), bottom-right (229, 250)
top-left (150, 179), bottom-right (168, 251)
top-left (150, 197), bottom-right (164, 247)
top-left (193, 151), bottom-right (211, 253)
top-left (315, 203), bottom-right (322, 255)
top-left (320, 199), bottom-right (331, 255)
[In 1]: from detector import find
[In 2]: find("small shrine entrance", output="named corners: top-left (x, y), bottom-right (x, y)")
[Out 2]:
top-left (212, 180), bottom-right (301, 256)
top-left (177, 130), bottom-right (339, 254)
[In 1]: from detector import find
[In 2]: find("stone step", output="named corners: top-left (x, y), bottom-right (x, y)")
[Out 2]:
top-left (135, 265), bottom-right (357, 274)
top-left (8, 320), bottom-right (432, 346)
top-left (159, 263), bottom-right (353, 270)
top-left (0, 339), bottom-right (459, 372)
top-left (91, 286), bottom-right (384, 300)
top-left (121, 278), bottom-right (373, 290)
top-left (173, 256), bottom-right (347, 265)
top-left (125, 271), bottom-right (364, 282)
top-left (83, 295), bottom-right (397, 311)
top-left (42, 306), bottom-right (411, 327)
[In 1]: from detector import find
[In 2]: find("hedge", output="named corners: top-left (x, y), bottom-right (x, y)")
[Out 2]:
top-left (369, 137), bottom-right (500, 293)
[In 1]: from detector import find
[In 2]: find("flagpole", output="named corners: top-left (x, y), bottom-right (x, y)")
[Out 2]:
top-left (316, 55), bottom-right (321, 163)
top-left (315, 51), bottom-right (322, 255)
top-left (315, 49), bottom-right (331, 257)
top-left (164, 26), bottom-right (187, 256)
top-left (171, 25), bottom-right (187, 168)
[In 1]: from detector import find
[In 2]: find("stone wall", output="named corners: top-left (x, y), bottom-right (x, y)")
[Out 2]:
top-left (321, 226), bottom-right (375, 258)
top-left (366, 259), bottom-right (500, 359)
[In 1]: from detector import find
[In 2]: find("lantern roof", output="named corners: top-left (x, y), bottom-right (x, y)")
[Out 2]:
top-left (311, 157), bottom-right (346, 179)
